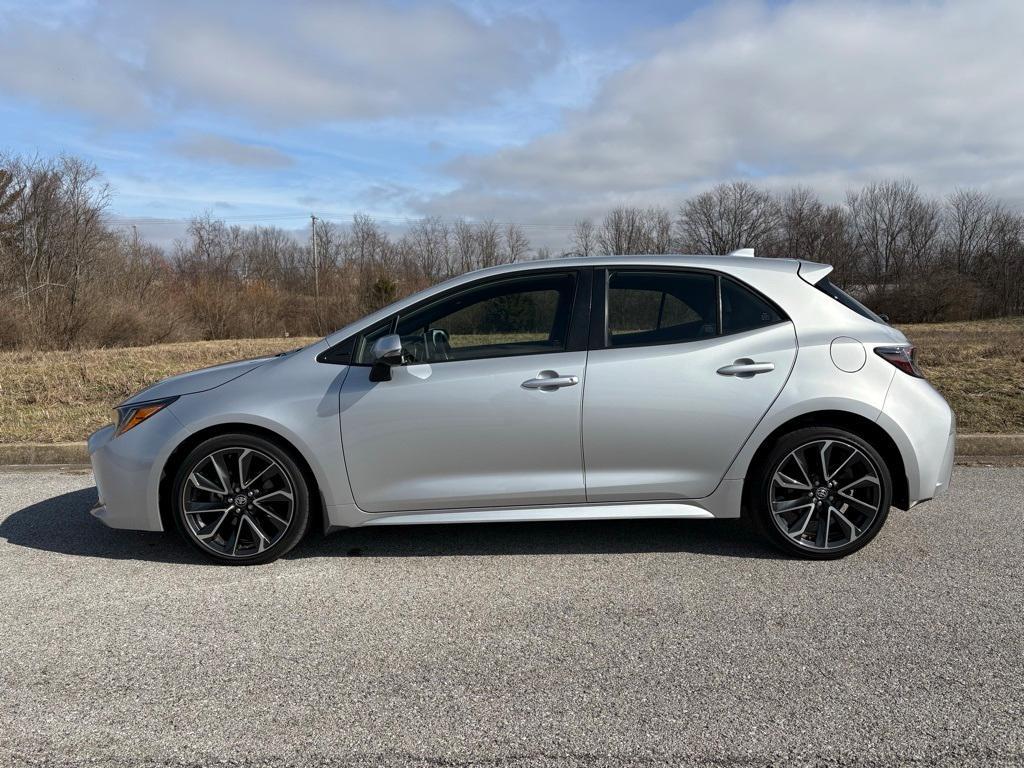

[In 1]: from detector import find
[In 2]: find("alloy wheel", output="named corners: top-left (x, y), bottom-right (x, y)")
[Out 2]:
top-left (180, 447), bottom-right (295, 559)
top-left (768, 438), bottom-right (884, 552)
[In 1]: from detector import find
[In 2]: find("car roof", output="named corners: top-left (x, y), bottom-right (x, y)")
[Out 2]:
top-left (461, 253), bottom-right (808, 278)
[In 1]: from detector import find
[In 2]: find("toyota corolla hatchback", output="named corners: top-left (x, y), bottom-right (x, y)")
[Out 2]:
top-left (88, 254), bottom-right (955, 564)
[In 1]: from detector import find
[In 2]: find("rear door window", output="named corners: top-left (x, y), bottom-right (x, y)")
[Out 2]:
top-left (607, 271), bottom-right (718, 347)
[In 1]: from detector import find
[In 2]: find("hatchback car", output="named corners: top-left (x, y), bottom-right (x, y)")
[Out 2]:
top-left (88, 254), bottom-right (955, 564)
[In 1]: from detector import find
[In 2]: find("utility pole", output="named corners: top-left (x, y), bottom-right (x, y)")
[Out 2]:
top-left (310, 214), bottom-right (321, 334)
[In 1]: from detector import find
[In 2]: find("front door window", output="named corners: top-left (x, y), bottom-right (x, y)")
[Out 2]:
top-left (391, 272), bottom-right (577, 364)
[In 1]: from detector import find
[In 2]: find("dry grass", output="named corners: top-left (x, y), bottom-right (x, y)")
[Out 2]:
top-left (0, 338), bottom-right (315, 444)
top-left (902, 317), bottom-right (1024, 434)
top-left (1, 320), bottom-right (1021, 443)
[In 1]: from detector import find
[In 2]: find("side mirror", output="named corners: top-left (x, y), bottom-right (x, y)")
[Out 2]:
top-left (369, 334), bottom-right (403, 382)
top-left (371, 334), bottom-right (403, 364)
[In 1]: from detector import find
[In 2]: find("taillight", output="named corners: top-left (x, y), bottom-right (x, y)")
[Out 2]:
top-left (874, 346), bottom-right (925, 378)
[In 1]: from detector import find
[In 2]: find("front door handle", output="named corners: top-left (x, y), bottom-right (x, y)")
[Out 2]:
top-left (717, 358), bottom-right (775, 378)
top-left (522, 370), bottom-right (579, 390)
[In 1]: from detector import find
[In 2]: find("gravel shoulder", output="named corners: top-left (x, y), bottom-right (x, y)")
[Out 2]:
top-left (0, 467), bottom-right (1021, 767)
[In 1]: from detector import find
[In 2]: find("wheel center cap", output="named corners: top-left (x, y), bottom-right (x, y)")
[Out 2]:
top-left (814, 487), bottom-right (829, 500)
top-left (233, 494), bottom-right (249, 508)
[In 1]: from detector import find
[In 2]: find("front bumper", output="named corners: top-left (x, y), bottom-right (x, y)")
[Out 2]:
top-left (88, 407), bottom-right (184, 531)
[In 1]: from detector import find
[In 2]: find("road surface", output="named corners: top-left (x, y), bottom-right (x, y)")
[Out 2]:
top-left (0, 466), bottom-right (1021, 767)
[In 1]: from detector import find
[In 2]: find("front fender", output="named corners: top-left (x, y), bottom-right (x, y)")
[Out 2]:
top-left (164, 352), bottom-right (354, 515)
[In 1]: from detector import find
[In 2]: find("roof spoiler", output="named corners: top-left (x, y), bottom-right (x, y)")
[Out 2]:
top-left (797, 260), bottom-right (833, 285)
top-left (728, 248), bottom-right (755, 257)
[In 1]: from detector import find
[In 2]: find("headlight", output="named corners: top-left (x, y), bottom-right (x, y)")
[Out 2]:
top-left (113, 397), bottom-right (178, 437)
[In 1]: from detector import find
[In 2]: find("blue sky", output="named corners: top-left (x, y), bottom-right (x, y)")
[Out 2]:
top-left (1, 0), bottom-right (1022, 249)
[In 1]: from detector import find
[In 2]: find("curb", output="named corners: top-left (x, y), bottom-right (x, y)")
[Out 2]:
top-left (0, 442), bottom-right (90, 465)
top-left (1, 434), bottom-right (1023, 467)
top-left (954, 434), bottom-right (1024, 456)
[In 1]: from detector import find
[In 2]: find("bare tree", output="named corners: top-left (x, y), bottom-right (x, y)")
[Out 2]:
top-left (345, 213), bottom-right (399, 314)
top-left (675, 181), bottom-right (780, 254)
top-left (761, 186), bottom-right (855, 281)
top-left (976, 208), bottom-right (1024, 317)
top-left (0, 155), bottom-right (113, 346)
top-left (452, 219), bottom-right (477, 275)
top-left (642, 206), bottom-right (673, 254)
top-left (598, 206), bottom-right (648, 254)
top-left (503, 223), bottom-right (530, 263)
top-left (5, 149), bottom-right (1024, 348)
top-left (845, 179), bottom-right (941, 287)
top-left (942, 189), bottom-right (998, 275)
top-left (405, 217), bottom-right (451, 282)
top-left (0, 168), bottom-right (24, 243)
top-left (572, 219), bottom-right (597, 256)
top-left (475, 219), bottom-right (502, 268)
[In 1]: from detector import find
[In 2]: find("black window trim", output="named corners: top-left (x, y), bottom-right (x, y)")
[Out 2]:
top-left (814, 276), bottom-right (887, 325)
top-left (591, 266), bottom-right (789, 351)
top-left (317, 266), bottom-right (593, 366)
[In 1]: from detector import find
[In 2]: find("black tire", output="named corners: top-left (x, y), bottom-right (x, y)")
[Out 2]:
top-left (747, 426), bottom-right (893, 559)
top-left (171, 433), bottom-right (311, 565)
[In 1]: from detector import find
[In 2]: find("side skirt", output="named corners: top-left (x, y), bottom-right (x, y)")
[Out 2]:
top-left (324, 478), bottom-right (744, 530)
top-left (361, 502), bottom-right (714, 527)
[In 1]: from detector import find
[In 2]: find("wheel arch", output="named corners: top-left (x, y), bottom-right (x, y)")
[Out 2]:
top-left (158, 423), bottom-right (327, 534)
top-left (742, 410), bottom-right (910, 510)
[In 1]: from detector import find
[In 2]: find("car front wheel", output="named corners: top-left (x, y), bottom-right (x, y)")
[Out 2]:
top-left (171, 433), bottom-right (310, 565)
top-left (750, 427), bottom-right (893, 559)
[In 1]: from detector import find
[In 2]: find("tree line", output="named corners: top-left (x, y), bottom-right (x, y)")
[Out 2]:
top-left (1, 152), bottom-right (1022, 349)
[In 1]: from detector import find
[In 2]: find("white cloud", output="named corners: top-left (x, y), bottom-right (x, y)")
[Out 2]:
top-left (0, 0), bottom-right (559, 124)
top-left (0, 20), bottom-right (149, 121)
top-left (174, 134), bottom-right (294, 168)
top-left (421, 0), bottom-right (1024, 223)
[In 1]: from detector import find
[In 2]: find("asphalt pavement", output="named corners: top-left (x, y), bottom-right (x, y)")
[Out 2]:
top-left (0, 467), bottom-right (1021, 767)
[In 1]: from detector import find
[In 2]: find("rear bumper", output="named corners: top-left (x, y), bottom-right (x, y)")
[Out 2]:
top-left (89, 498), bottom-right (111, 523)
top-left (934, 423), bottom-right (956, 498)
top-left (878, 373), bottom-right (956, 506)
top-left (910, 426), bottom-right (956, 507)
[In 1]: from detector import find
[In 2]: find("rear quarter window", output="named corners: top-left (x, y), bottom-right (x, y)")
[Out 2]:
top-left (815, 278), bottom-right (887, 324)
top-left (721, 277), bottom-right (783, 334)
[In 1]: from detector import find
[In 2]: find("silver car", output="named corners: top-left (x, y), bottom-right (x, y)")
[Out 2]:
top-left (88, 254), bottom-right (955, 564)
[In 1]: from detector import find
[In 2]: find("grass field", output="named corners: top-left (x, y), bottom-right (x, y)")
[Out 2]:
top-left (0, 338), bottom-right (316, 444)
top-left (1, 319), bottom-right (1021, 443)
top-left (903, 317), bottom-right (1024, 435)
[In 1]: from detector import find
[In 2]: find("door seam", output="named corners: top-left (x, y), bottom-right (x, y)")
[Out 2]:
top-left (713, 322), bottom-right (800, 494)
top-left (580, 348), bottom-right (590, 502)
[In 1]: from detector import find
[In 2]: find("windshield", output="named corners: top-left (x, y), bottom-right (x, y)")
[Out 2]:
top-left (814, 278), bottom-right (887, 324)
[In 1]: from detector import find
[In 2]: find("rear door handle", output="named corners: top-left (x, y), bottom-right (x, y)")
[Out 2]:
top-left (716, 358), bottom-right (775, 378)
top-left (522, 370), bottom-right (579, 390)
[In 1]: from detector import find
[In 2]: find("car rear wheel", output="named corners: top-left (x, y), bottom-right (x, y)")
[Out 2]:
top-left (171, 433), bottom-right (310, 565)
top-left (749, 427), bottom-right (892, 559)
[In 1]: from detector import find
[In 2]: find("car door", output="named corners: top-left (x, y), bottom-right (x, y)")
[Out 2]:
top-left (339, 269), bottom-right (590, 513)
top-left (582, 268), bottom-right (797, 501)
